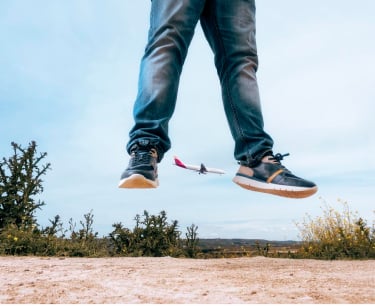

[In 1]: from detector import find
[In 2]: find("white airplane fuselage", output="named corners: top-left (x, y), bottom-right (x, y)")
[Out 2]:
top-left (173, 156), bottom-right (225, 175)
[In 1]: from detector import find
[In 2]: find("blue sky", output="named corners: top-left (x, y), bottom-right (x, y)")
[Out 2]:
top-left (1, 1), bottom-right (374, 240)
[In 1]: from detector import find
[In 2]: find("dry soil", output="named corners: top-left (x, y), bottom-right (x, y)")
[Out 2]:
top-left (0, 256), bottom-right (374, 304)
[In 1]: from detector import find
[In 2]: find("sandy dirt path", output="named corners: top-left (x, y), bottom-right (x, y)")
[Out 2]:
top-left (0, 256), bottom-right (374, 304)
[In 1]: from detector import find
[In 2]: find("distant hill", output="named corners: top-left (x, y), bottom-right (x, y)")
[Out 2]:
top-left (197, 239), bottom-right (302, 257)
top-left (198, 238), bottom-right (301, 248)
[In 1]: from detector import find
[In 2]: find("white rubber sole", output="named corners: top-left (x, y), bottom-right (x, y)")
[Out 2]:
top-left (118, 174), bottom-right (159, 189)
top-left (233, 175), bottom-right (317, 199)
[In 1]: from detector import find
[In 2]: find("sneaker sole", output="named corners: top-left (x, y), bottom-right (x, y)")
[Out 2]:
top-left (232, 175), bottom-right (317, 199)
top-left (118, 174), bottom-right (159, 189)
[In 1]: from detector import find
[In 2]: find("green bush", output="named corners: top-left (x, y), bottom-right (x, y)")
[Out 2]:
top-left (109, 210), bottom-right (185, 257)
top-left (0, 212), bottom-right (109, 257)
top-left (0, 223), bottom-right (40, 255)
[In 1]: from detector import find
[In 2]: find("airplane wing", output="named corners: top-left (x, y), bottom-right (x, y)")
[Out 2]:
top-left (173, 156), bottom-right (225, 175)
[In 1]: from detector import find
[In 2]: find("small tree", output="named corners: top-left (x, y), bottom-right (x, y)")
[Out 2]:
top-left (0, 141), bottom-right (51, 230)
top-left (185, 224), bottom-right (200, 258)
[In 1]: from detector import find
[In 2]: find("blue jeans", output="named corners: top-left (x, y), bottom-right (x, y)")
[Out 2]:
top-left (127, 0), bottom-right (274, 166)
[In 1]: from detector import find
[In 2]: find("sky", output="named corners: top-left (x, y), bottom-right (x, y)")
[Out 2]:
top-left (1, 0), bottom-right (374, 240)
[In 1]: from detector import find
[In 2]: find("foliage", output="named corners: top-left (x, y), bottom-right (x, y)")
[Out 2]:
top-left (0, 141), bottom-right (51, 230)
top-left (255, 241), bottom-right (271, 257)
top-left (184, 224), bottom-right (200, 258)
top-left (0, 223), bottom-right (41, 255)
top-left (296, 199), bottom-right (375, 259)
top-left (0, 212), bottom-right (109, 257)
top-left (109, 210), bottom-right (185, 257)
top-left (2, 142), bottom-right (375, 259)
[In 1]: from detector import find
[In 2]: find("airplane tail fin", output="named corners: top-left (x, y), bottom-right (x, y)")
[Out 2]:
top-left (174, 156), bottom-right (186, 168)
top-left (200, 163), bottom-right (207, 173)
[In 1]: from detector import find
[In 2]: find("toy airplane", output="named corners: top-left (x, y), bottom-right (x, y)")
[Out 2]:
top-left (173, 156), bottom-right (225, 175)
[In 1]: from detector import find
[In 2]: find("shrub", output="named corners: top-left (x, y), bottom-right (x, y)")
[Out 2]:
top-left (0, 223), bottom-right (41, 255)
top-left (296, 198), bottom-right (375, 259)
top-left (109, 210), bottom-right (184, 257)
top-left (0, 211), bottom-right (110, 257)
top-left (184, 224), bottom-right (200, 258)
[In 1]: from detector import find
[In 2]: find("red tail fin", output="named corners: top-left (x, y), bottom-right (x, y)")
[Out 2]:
top-left (174, 156), bottom-right (186, 168)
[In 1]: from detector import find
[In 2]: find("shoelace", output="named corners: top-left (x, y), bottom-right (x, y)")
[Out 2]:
top-left (270, 153), bottom-right (290, 163)
top-left (268, 153), bottom-right (291, 173)
top-left (130, 149), bottom-right (156, 166)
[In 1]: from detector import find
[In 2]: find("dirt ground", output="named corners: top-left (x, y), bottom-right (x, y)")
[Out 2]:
top-left (0, 256), bottom-right (374, 304)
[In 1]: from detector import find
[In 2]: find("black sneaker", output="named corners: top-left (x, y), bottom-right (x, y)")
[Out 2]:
top-left (232, 153), bottom-right (317, 198)
top-left (118, 145), bottom-right (159, 188)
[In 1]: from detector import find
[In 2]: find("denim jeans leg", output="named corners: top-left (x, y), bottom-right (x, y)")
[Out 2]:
top-left (127, 0), bottom-right (205, 161)
top-left (200, 0), bottom-right (274, 166)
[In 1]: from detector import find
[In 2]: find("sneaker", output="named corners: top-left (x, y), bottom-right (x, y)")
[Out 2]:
top-left (232, 153), bottom-right (317, 198)
top-left (118, 145), bottom-right (159, 188)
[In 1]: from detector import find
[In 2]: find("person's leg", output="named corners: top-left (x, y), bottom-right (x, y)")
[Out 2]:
top-left (120, 0), bottom-right (205, 188)
top-left (127, 0), bottom-right (206, 162)
top-left (200, 0), bottom-right (317, 198)
top-left (200, 0), bottom-right (273, 167)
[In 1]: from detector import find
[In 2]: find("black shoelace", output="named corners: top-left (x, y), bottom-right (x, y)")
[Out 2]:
top-left (268, 153), bottom-right (291, 173)
top-left (270, 153), bottom-right (290, 163)
top-left (130, 150), bottom-right (155, 166)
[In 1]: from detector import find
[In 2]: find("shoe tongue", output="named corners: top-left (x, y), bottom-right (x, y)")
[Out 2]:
top-left (262, 155), bottom-right (278, 164)
top-left (149, 148), bottom-right (158, 157)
